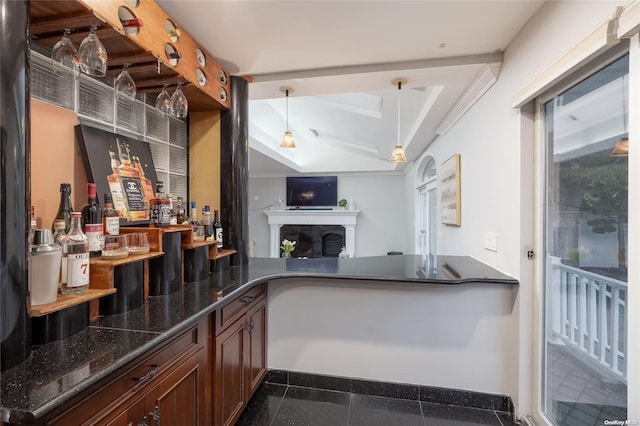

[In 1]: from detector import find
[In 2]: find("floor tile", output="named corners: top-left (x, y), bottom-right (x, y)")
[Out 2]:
top-left (348, 394), bottom-right (424, 426)
top-left (421, 402), bottom-right (503, 426)
top-left (236, 382), bottom-right (287, 426)
top-left (271, 385), bottom-right (350, 426)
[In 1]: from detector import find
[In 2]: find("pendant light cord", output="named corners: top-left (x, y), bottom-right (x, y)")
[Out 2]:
top-left (286, 89), bottom-right (290, 131)
top-left (397, 81), bottom-right (402, 147)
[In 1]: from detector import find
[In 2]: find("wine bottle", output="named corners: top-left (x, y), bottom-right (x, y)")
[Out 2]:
top-left (167, 51), bottom-right (182, 60)
top-left (81, 183), bottom-right (103, 257)
top-left (103, 193), bottom-right (119, 236)
top-left (52, 183), bottom-right (73, 233)
top-left (61, 212), bottom-right (89, 295)
top-left (121, 18), bottom-right (143, 28)
top-left (214, 209), bottom-right (223, 250)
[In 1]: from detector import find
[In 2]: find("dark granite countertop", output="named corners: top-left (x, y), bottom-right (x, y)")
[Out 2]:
top-left (0, 255), bottom-right (516, 423)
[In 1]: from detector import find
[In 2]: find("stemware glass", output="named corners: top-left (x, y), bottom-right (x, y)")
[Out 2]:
top-left (170, 83), bottom-right (188, 118)
top-left (115, 64), bottom-right (137, 102)
top-left (155, 84), bottom-right (172, 116)
top-left (51, 29), bottom-right (79, 78)
top-left (78, 25), bottom-right (108, 77)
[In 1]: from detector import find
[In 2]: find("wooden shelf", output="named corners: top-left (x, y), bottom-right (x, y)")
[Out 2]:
top-left (182, 239), bottom-right (216, 250)
top-left (90, 251), bottom-right (164, 266)
top-left (30, 288), bottom-right (117, 317)
top-left (211, 249), bottom-right (236, 260)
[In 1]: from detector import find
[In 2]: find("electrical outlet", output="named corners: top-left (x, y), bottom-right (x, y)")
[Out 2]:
top-left (484, 232), bottom-right (498, 252)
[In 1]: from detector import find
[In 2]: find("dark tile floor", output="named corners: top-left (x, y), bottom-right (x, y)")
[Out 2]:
top-left (236, 383), bottom-right (519, 426)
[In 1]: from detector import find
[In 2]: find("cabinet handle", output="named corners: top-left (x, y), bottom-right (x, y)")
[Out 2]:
top-left (138, 415), bottom-right (149, 426)
top-left (244, 318), bottom-right (255, 334)
top-left (240, 296), bottom-right (254, 303)
top-left (133, 364), bottom-right (159, 386)
top-left (150, 405), bottom-right (160, 424)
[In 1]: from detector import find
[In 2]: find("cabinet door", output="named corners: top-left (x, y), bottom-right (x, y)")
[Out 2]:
top-left (101, 396), bottom-right (146, 426)
top-left (214, 318), bottom-right (246, 426)
top-left (145, 348), bottom-right (207, 426)
top-left (246, 298), bottom-right (267, 398)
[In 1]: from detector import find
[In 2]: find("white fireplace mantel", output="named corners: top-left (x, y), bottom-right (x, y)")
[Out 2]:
top-left (264, 209), bottom-right (360, 258)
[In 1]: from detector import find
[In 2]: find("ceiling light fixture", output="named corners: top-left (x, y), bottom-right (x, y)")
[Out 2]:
top-left (390, 78), bottom-right (407, 162)
top-left (280, 86), bottom-right (296, 148)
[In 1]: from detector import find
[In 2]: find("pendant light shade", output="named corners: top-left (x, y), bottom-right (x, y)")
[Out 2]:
top-left (280, 86), bottom-right (296, 148)
top-left (611, 137), bottom-right (629, 156)
top-left (390, 78), bottom-right (407, 162)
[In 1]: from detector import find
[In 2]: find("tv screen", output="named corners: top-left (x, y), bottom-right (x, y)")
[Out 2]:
top-left (286, 176), bottom-right (337, 207)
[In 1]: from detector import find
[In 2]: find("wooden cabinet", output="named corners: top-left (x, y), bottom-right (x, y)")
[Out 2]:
top-left (39, 317), bottom-right (208, 426)
top-left (213, 286), bottom-right (267, 426)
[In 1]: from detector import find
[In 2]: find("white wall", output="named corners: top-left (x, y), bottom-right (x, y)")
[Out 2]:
top-left (268, 278), bottom-right (517, 394)
top-left (248, 174), bottom-right (406, 257)
top-left (404, 0), bottom-right (628, 418)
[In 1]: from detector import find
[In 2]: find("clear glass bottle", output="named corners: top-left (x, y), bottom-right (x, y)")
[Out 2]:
top-left (61, 212), bottom-right (90, 295)
top-left (202, 205), bottom-right (213, 240)
top-left (188, 201), bottom-right (200, 227)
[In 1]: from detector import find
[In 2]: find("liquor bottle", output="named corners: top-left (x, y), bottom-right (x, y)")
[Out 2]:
top-left (52, 183), bottom-right (73, 233)
top-left (107, 150), bottom-right (128, 218)
top-left (120, 18), bottom-right (143, 28)
top-left (213, 209), bottom-right (223, 250)
top-left (188, 201), bottom-right (200, 227)
top-left (176, 197), bottom-right (188, 224)
top-left (150, 181), bottom-right (171, 227)
top-left (61, 212), bottom-right (89, 295)
top-left (30, 205), bottom-right (37, 231)
top-left (81, 183), bottom-right (103, 257)
top-left (202, 205), bottom-right (214, 240)
top-left (103, 193), bottom-right (119, 236)
top-left (166, 193), bottom-right (177, 225)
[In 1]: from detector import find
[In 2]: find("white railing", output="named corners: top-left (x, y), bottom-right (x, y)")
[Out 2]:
top-left (548, 256), bottom-right (628, 381)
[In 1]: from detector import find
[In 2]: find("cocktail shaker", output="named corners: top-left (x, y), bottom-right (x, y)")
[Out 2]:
top-left (30, 229), bottom-right (62, 306)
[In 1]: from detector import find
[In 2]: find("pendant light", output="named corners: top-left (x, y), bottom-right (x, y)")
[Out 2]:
top-left (611, 75), bottom-right (629, 156)
top-left (280, 86), bottom-right (296, 148)
top-left (390, 78), bottom-right (407, 162)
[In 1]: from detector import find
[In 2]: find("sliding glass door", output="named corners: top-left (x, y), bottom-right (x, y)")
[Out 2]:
top-left (542, 54), bottom-right (629, 424)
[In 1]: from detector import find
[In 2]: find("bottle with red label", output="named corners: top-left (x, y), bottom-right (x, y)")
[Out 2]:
top-left (81, 183), bottom-right (103, 257)
top-left (61, 212), bottom-right (90, 295)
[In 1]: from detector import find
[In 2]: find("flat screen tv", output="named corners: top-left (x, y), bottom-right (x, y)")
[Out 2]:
top-left (286, 176), bottom-right (337, 207)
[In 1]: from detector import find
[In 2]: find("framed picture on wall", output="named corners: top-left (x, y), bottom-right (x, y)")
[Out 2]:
top-left (440, 153), bottom-right (461, 226)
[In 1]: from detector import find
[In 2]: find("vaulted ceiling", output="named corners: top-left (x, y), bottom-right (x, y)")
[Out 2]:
top-left (158, 0), bottom-right (546, 176)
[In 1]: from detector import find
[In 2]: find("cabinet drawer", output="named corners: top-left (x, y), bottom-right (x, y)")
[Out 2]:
top-left (42, 317), bottom-right (206, 425)
top-left (214, 283), bottom-right (266, 336)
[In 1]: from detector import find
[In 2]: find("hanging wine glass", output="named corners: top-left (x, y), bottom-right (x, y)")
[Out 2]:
top-left (51, 29), bottom-right (79, 78)
top-left (78, 25), bottom-right (108, 77)
top-left (155, 84), bottom-right (172, 116)
top-left (170, 83), bottom-right (188, 118)
top-left (114, 64), bottom-right (136, 101)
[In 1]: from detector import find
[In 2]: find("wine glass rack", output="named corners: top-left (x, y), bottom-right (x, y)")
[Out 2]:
top-left (30, 0), bottom-right (231, 112)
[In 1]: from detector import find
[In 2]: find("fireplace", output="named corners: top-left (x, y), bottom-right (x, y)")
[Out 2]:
top-left (264, 209), bottom-right (360, 258)
top-left (280, 225), bottom-right (345, 258)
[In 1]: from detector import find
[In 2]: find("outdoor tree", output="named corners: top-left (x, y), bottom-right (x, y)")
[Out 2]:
top-left (561, 151), bottom-right (628, 271)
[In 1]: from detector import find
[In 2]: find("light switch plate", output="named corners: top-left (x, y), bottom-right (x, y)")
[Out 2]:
top-left (484, 232), bottom-right (498, 252)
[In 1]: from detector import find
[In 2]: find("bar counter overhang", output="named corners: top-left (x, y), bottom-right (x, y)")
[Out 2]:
top-left (0, 255), bottom-right (517, 423)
